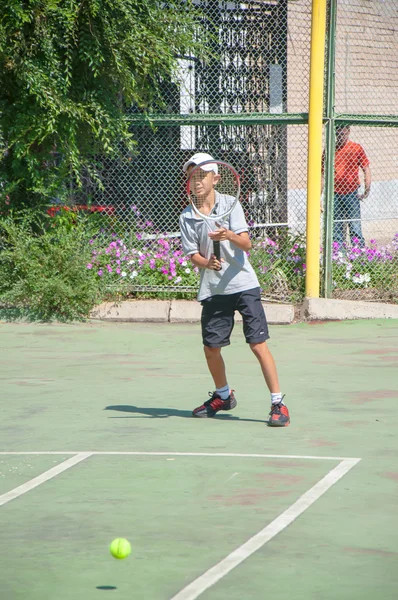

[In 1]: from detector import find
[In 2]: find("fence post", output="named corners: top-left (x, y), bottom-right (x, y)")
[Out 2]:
top-left (323, 0), bottom-right (337, 298)
top-left (305, 0), bottom-right (328, 298)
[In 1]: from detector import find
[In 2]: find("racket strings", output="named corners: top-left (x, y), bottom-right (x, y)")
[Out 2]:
top-left (187, 163), bottom-right (240, 219)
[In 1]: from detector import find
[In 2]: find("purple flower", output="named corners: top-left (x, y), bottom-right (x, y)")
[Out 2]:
top-left (86, 263), bottom-right (93, 269)
top-left (159, 239), bottom-right (170, 250)
top-left (97, 269), bottom-right (103, 276)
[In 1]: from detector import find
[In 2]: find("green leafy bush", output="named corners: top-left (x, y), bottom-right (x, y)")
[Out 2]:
top-left (0, 0), bottom-right (208, 209)
top-left (0, 210), bottom-right (106, 320)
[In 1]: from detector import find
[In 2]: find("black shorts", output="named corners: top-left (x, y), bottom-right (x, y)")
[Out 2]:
top-left (201, 287), bottom-right (269, 348)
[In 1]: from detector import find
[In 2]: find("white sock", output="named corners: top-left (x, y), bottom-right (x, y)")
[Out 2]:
top-left (216, 384), bottom-right (230, 400)
top-left (271, 393), bottom-right (283, 405)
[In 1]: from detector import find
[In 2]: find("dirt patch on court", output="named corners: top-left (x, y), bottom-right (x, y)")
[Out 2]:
top-left (344, 546), bottom-right (397, 557)
top-left (265, 460), bottom-right (320, 469)
top-left (379, 356), bottom-right (398, 363)
top-left (349, 390), bottom-right (398, 404)
top-left (313, 360), bottom-right (344, 366)
top-left (255, 473), bottom-right (305, 485)
top-left (307, 439), bottom-right (338, 447)
top-left (338, 420), bottom-right (368, 428)
top-left (15, 380), bottom-right (49, 386)
top-left (209, 490), bottom-right (291, 506)
top-left (380, 472), bottom-right (398, 482)
top-left (310, 338), bottom-right (357, 344)
top-left (359, 349), bottom-right (398, 356)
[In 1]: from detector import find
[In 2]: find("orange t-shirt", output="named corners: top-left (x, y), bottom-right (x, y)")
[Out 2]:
top-left (329, 140), bottom-right (370, 194)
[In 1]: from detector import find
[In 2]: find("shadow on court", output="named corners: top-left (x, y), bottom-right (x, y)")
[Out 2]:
top-left (104, 404), bottom-right (266, 423)
top-left (96, 586), bottom-right (117, 591)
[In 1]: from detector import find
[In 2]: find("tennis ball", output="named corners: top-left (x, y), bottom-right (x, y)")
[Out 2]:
top-left (109, 538), bottom-right (131, 559)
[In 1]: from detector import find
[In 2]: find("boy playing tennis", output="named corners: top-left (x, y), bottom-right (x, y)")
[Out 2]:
top-left (179, 152), bottom-right (290, 426)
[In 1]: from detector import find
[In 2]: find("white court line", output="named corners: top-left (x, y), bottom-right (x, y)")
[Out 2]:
top-left (0, 451), bottom-right (360, 461)
top-left (0, 453), bottom-right (92, 507)
top-left (169, 458), bottom-right (361, 600)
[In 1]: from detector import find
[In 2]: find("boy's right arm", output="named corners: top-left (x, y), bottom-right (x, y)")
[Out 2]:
top-left (190, 253), bottom-right (222, 271)
top-left (179, 214), bottom-right (221, 271)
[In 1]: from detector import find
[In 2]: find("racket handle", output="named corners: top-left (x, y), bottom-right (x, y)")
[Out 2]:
top-left (213, 241), bottom-right (222, 271)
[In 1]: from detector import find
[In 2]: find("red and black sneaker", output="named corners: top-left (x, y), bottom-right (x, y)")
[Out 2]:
top-left (192, 391), bottom-right (237, 418)
top-left (268, 398), bottom-right (290, 427)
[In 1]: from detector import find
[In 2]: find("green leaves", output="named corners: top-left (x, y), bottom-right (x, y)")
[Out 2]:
top-left (0, 209), bottom-right (105, 320)
top-left (0, 0), bottom-right (207, 207)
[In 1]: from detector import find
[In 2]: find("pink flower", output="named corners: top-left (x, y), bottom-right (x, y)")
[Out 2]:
top-left (86, 263), bottom-right (93, 269)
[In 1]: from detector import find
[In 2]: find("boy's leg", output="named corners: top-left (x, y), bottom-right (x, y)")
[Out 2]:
top-left (192, 295), bottom-right (237, 418)
top-left (237, 288), bottom-right (290, 426)
top-left (203, 346), bottom-right (227, 389)
top-left (249, 341), bottom-right (280, 393)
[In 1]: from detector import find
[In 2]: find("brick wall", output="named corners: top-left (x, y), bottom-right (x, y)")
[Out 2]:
top-left (286, 0), bottom-right (397, 192)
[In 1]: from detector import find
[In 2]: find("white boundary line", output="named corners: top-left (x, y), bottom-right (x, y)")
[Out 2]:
top-left (169, 458), bottom-right (361, 600)
top-left (0, 450), bottom-right (361, 598)
top-left (0, 451), bottom-right (360, 461)
top-left (0, 453), bottom-right (92, 507)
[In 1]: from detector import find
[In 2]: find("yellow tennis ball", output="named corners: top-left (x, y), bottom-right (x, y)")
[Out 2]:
top-left (109, 538), bottom-right (131, 560)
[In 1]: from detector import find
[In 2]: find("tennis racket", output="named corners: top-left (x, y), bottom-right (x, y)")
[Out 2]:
top-left (186, 160), bottom-right (241, 270)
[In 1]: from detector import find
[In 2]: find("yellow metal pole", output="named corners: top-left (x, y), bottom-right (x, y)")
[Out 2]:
top-left (305, 0), bottom-right (327, 298)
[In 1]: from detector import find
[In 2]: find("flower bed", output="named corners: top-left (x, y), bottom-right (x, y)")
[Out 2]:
top-left (87, 226), bottom-right (398, 303)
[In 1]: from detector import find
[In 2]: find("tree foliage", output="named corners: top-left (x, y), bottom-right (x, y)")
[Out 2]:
top-left (0, 0), bottom-right (206, 207)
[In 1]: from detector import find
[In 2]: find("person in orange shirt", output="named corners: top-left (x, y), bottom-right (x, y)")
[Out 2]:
top-left (323, 126), bottom-right (371, 247)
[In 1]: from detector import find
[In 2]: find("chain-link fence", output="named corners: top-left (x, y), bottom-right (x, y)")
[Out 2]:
top-left (324, 0), bottom-right (398, 302)
top-left (74, 0), bottom-right (397, 303)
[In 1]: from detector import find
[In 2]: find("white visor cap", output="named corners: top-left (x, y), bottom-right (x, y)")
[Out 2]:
top-left (183, 152), bottom-right (218, 175)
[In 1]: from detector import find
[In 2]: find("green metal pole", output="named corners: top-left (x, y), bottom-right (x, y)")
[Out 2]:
top-left (323, 0), bottom-right (337, 298)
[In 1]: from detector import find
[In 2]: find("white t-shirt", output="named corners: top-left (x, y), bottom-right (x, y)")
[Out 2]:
top-left (179, 191), bottom-right (260, 301)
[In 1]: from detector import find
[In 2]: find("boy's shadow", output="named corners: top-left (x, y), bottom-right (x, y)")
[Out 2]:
top-left (105, 405), bottom-right (266, 423)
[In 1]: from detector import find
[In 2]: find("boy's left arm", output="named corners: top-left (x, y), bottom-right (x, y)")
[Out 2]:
top-left (209, 228), bottom-right (251, 251)
top-left (208, 201), bottom-right (251, 251)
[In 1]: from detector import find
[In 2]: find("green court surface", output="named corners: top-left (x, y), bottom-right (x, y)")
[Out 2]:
top-left (1, 318), bottom-right (397, 599)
